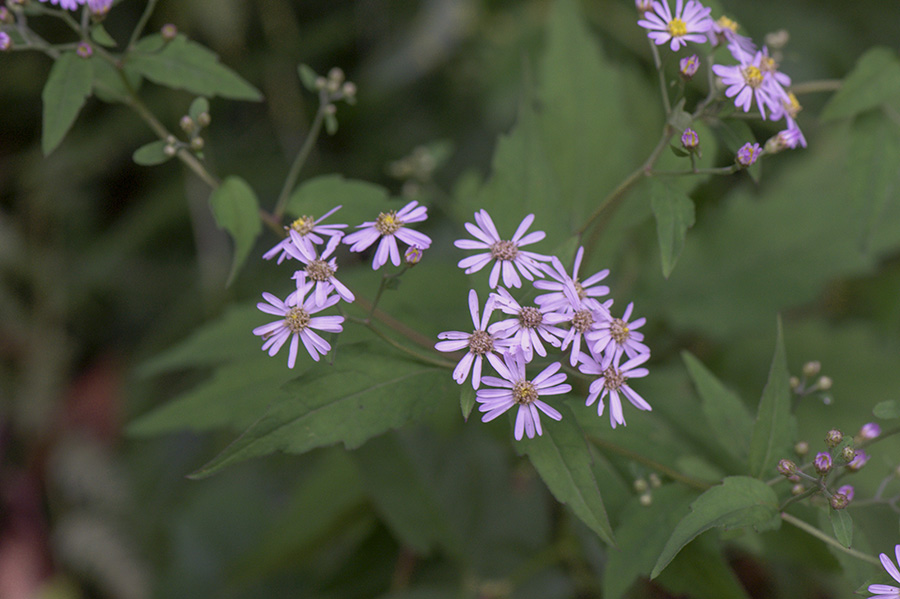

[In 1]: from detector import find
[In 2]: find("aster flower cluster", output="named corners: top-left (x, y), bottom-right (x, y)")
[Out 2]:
top-left (36, 0), bottom-right (113, 14)
top-left (253, 200), bottom-right (432, 366)
top-left (436, 210), bottom-right (652, 439)
top-left (636, 0), bottom-right (806, 155)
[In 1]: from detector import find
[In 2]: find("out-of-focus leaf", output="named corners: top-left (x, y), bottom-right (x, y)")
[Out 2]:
top-left (682, 351), bottom-right (753, 462)
top-left (90, 23), bottom-right (116, 47)
top-left (829, 509), bottom-right (853, 548)
top-left (460, 384), bottom-right (476, 421)
top-left (132, 140), bottom-right (172, 166)
top-left (518, 406), bottom-right (614, 546)
top-left (602, 485), bottom-right (696, 599)
top-left (651, 476), bottom-right (780, 578)
top-left (821, 47), bottom-right (900, 121)
top-left (650, 179), bottom-right (695, 278)
top-left (850, 111), bottom-right (900, 250)
top-left (209, 176), bottom-right (262, 284)
top-left (710, 118), bottom-right (760, 182)
top-left (874, 400), bottom-right (900, 419)
top-left (126, 34), bottom-right (262, 101)
top-left (325, 111), bottom-right (338, 135)
top-left (92, 56), bottom-right (141, 103)
top-left (189, 344), bottom-right (449, 478)
top-left (189, 97), bottom-right (210, 121)
top-left (655, 534), bottom-right (753, 599)
top-left (815, 508), bottom-right (877, 589)
top-left (286, 174), bottom-right (391, 230)
top-left (748, 318), bottom-right (794, 479)
top-left (42, 51), bottom-right (94, 155)
top-left (298, 64), bottom-right (319, 91)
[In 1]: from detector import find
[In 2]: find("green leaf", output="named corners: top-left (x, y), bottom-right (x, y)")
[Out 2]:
top-left (460, 384), bottom-right (476, 421)
top-left (90, 23), bottom-right (117, 47)
top-left (681, 351), bottom-right (753, 461)
top-left (651, 476), bottom-right (780, 578)
top-left (518, 406), bottom-right (614, 546)
top-left (188, 344), bottom-right (449, 478)
top-left (286, 174), bottom-right (391, 228)
top-left (748, 318), bottom-right (794, 479)
top-left (874, 399), bottom-right (900, 419)
top-left (126, 34), bottom-right (262, 101)
top-left (650, 179), bottom-right (696, 278)
top-left (42, 51), bottom-right (94, 155)
top-left (829, 508), bottom-right (853, 548)
top-left (92, 56), bottom-right (141, 103)
top-left (655, 535), bottom-right (753, 599)
top-left (189, 97), bottom-right (210, 121)
top-left (711, 118), bottom-right (761, 182)
top-left (132, 140), bottom-right (173, 166)
top-left (324, 111), bottom-right (338, 135)
top-left (821, 47), bottom-right (900, 121)
top-left (849, 111), bottom-right (900, 251)
top-left (209, 176), bottom-right (262, 284)
top-left (298, 64), bottom-right (319, 91)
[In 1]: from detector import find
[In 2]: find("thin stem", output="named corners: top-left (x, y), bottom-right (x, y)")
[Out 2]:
top-left (273, 94), bottom-right (328, 221)
top-left (352, 294), bottom-right (440, 353)
top-left (790, 79), bottom-right (842, 95)
top-left (778, 486), bottom-right (820, 512)
top-left (128, 0), bottom-right (159, 51)
top-left (589, 436), bottom-right (714, 491)
top-left (780, 512), bottom-right (881, 566)
top-left (347, 316), bottom-right (455, 369)
top-left (648, 165), bottom-right (739, 177)
top-left (649, 42), bottom-right (671, 116)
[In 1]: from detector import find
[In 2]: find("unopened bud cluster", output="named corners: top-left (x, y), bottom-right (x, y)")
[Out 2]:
top-left (316, 67), bottom-right (357, 107)
top-left (790, 360), bottom-right (832, 404)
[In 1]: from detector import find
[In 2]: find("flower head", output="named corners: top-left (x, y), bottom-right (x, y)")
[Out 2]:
top-left (284, 234), bottom-right (355, 305)
top-left (868, 545), bottom-right (900, 599)
top-left (707, 15), bottom-right (755, 57)
top-left (487, 287), bottom-right (568, 362)
top-left (586, 301), bottom-right (649, 369)
top-left (343, 200), bottom-right (432, 269)
top-left (252, 274), bottom-right (344, 367)
top-left (813, 452), bottom-right (832, 475)
top-left (679, 55), bottom-right (700, 80)
top-left (87, 0), bottom-right (113, 15)
top-left (712, 50), bottom-right (788, 120)
top-left (435, 289), bottom-right (509, 389)
top-left (264, 205), bottom-right (347, 264)
top-left (736, 142), bottom-right (762, 167)
top-left (476, 349), bottom-right (570, 440)
top-left (404, 245), bottom-right (423, 265)
top-left (577, 351), bottom-right (651, 429)
top-left (681, 127), bottom-right (699, 150)
top-left (836, 484), bottom-right (855, 503)
top-left (846, 450), bottom-right (869, 472)
top-left (454, 210), bottom-right (551, 288)
top-left (0, 32), bottom-right (10, 52)
top-left (859, 422), bottom-right (881, 441)
top-left (534, 246), bottom-right (610, 313)
top-left (38, 0), bottom-right (85, 10)
top-left (637, 0), bottom-right (713, 52)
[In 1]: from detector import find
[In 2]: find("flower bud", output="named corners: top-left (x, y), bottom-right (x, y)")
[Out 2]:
top-left (87, 0), bottom-right (113, 16)
top-left (679, 55), bottom-right (700, 80)
top-left (341, 82), bottom-right (357, 99)
top-left (179, 116), bottom-right (195, 133)
top-left (802, 361), bottom-right (821, 378)
top-left (404, 246), bottom-right (423, 266)
top-left (680, 128), bottom-right (699, 151)
top-left (635, 0), bottom-right (653, 12)
top-left (76, 42), bottom-right (93, 59)
top-left (328, 67), bottom-right (345, 83)
top-left (325, 103), bottom-right (337, 115)
top-left (791, 483), bottom-right (805, 496)
top-left (816, 376), bottom-right (832, 391)
top-left (813, 452), bottom-right (832, 475)
top-left (858, 422), bottom-right (881, 441)
top-left (163, 144), bottom-right (177, 157)
top-left (0, 7), bottom-right (12, 24)
top-left (633, 478), bottom-right (649, 493)
top-left (836, 484), bottom-right (854, 503)
top-left (838, 446), bottom-right (856, 463)
top-left (639, 492), bottom-right (652, 506)
top-left (189, 137), bottom-right (204, 152)
top-left (794, 441), bottom-right (809, 456)
top-left (196, 112), bottom-right (211, 127)
top-left (777, 459), bottom-right (797, 477)
top-left (736, 142), bottom-right (762, 167)
top-left (830, 493), bottom-right (849, 510)
top-left (846, 450), bottom-right (869, 472)
top-left (161, 24), bottom-right (178, 41)
top-left (824, 429), bottom-right (843, 448)
top-left (0, 32), bottom-right (10, 52)
top-left (789, 375), bottom-right (801, 391)
top-left (648, 472), bottom-right (662, 488)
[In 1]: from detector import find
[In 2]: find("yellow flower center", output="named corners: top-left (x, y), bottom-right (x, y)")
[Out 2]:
top-left (284, 307), bottom-right (311, 333)
top-left (290, 216), bottom-right (315, 236)
top-left (513, 380), bottom-right (538, 405)
top-left (785, 92), bottom-right (801, 118)
top-left (306, 259), bottom-right (335, 282)
top-left (375, 211), bottom-right (403, 235)
top-left (667, 18), bottom-right (688, 38)
top-left (742, 65), bottom-right (763, 88)
top-left (761, 56), bottom-right (777, 73)
top-left (716, 16), bottom-right (738, 32)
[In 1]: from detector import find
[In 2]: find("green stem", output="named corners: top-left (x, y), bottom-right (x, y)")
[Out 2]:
top-left (589, 436), bottom-right (714, 491)
top-left (790, 79), bottom-right (842, 95)
top-left (347, 316), bottom-right (455, 369)
top-left (648, 165), bottom-right (738, 177)
top-left (780, 512), bottom-right (881, 566)
top-left (649, 41), bottom-right (671, 116)
top-left (273, 93), bottom-right (328, 221)
top-left (128, 0), bottom-right (159, 52)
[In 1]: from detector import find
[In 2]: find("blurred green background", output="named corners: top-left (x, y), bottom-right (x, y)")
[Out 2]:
top-left (2, 1), bottom-right (900, 598)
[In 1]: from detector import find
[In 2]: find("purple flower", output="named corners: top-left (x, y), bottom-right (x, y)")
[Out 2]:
top-left (813, 452), bottom-right (832, 475)
top-left (736, 142), bottom-right (762, 167)
top-left (846, 450), bottom-right (869, 472)
top-left (0, 32), bottom-right (10, 52)
top-left (679, 55), bottom-right (700, 80)
top-left (712, 49), bottom-right (788, 120)
top-left (87, 0), bottom-right (112, 14)
top-left (76, 42), bottom-right (92, 58)
top-left (586, 301), bottom-right (649, 369)
top-left (38, 0), bottom-right (85, 10)
top-left (343, 200), bottom-right (432, 270)
top-left (534, 246), bottom-right (610, 313)
top-left (454, 210), bottom-right (551, 288)
top-left (681, 128), bottom-right (699, 150)
top-left (637, 0), bottom-right (713, 52)
top-left (859, 422), bottom-right (881, 440)
top-left (836, 484), bottom-right (855, 503)
top-left (487, 287), bottom-right (568, 362)
top-left (263, 205), bottom-right (347, 264)
top-left (284, 235), bottom-right (355, 305)
top-left (435, 289), bottom-right (509, 389)
top-left (578, 351), bottom-right (651, 429)
top-left (252, 274), bottom-right (345, 367)
top-left (476, 349), bottom-right (570, 440)
top-left (868, 545), bottom-right (900, 599)
top-left (559, 300), bottom-right (613, 367)
top-left (404, 245), bottom-right (423, 265)
top-left (707, 15), bottom-right (755, 57)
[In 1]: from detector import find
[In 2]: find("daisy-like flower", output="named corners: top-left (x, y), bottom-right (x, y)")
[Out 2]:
top-left (559, 299), bottom-right (613, 367)
top-left (712, 50), bottom-right (785, 119)
top-left (435, 289), bottom-right (509, 389)
top-left (252, 274), bottom-right (344, 367)
top-left (487, 287), bottom-right (568, 362)
top-left (637, 0), bottom-right (713, 52)
top-left (284, 235), bottom-right (355, 305)
top-left (578, 350), bottom-right (651, 429)
top-left (454, 210), bottom-right (551, 288)
top-left (586, 301), bottom-right (650, 368)
top-left (707, 15), bottom-right (755, 57)
top-left (476, 349), bottom-right (570, 440)
top-left (38, 0), bottom-right (85, 10)
top-left (343, 200), bottom-right (432, 270)
top-left (868, 545), bottom-right (900, 599)
top-left (534, 246), bottom-right (610, 313)
top-left (263, 205), bottom-right (347, 264)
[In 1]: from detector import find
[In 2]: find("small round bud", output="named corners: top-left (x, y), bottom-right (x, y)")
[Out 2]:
top-left (836, 484), bottom-right (854, 503)
top-left (639, 492), bottom-right (652, 506)
top-left (0, 7), bottom-right (13, 24)
top-left (88, 0), bottom-right (113, 17)
top-left (165, 134), bottom-right (177, 145)
top-left (315, 76), bottom-right (327, 90)
top-left (794, 441), bottom-right (809, 456)
top-left (76, 42), bottom-right (93, 59)
top-left (736, 142), bottom-right (762, 167)
top-left (161, 24), bottom-right (178, 41)
top-left (404, 246), bottom-right (423, 266)
top-left (680, 128), bottom-right (699, 151)
top-left (679, 54), bottom-right (700, 80)
top-left (830, 493), bottom-right (849, 510)
top-left (0, 32), bottom-right (10, 52)
top-left (789, 376), bottom-right (801, 390)
top-left (163, 144), bottom-right (177, 157)
top-left (635, 0), bottom-right (653, 13)
top-left (791, 483), bottom-right (805, 496)
top-left (648, 472), bottom-right (662, 488)
top-left (179, 115), bottom-right (195, 133)
top-left (787, 474), bottom-right (800, 483)
top-left (858, 422), bottom-right (881, 441)
top-left (765, 29), bottom-right (790, 50)
top-left (633, 478), bottom-right (649, 493)
top-left (325, 103), bottom-right (337, 115)
top-left (189, 137), bottom-right (204, 152)
top-left (813, 452), bottom-right (832, 476)
top-left (341, 81), bottom-right (356, 98)
top-left (328, 67), bottom-right (345, 83)
top-left (777, 459), bottom-right (797, 477)
top-left (816, 376), bottom-right (832, 391)
top-left (839, 446), bottom-right (856, 463)
top-left (846, 450), bottom-right (869, 472)
top-left (196, 112), bottom-right (211, 127)
top-left (802, 361), bottom-right (821, 378)
top-left (824, 429), bottom-right (843, 448)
